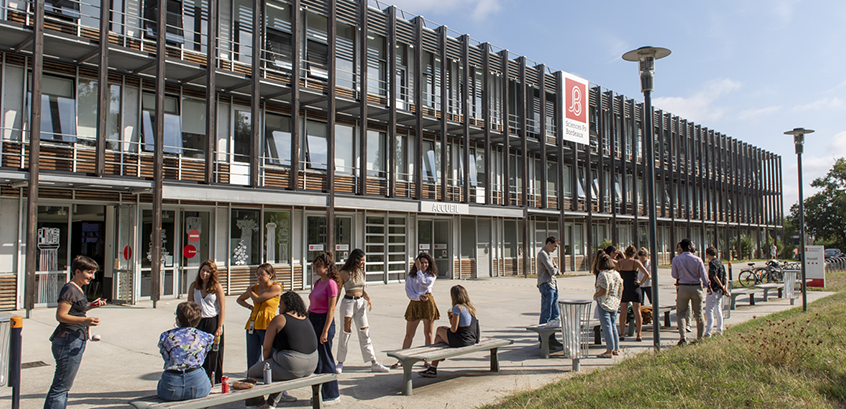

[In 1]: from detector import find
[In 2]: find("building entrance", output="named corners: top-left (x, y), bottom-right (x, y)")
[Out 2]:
top-left (417, 219), bottom-right (450, 278)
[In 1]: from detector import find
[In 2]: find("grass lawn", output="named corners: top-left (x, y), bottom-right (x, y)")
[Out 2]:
top-left (486, 290), bottom-right (846, 409)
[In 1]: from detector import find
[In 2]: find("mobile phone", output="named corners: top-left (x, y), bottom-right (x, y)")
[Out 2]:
top-left (89, 298), bottom-right (106, 306)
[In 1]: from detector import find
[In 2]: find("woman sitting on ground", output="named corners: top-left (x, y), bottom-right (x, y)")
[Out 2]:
top-left (156, 302), bottom-right (214, 401)
top-left (245, 291), bottom-right (318, 407)
top-left (418, 285), bottom-right (479, 378)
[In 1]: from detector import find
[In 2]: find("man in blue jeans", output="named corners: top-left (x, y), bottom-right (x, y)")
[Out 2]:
top-left (537, 236), bottom-right (562, 348)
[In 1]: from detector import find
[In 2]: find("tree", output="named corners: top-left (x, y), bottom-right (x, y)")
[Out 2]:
top-left (790, 157), bottom-right (846, 251)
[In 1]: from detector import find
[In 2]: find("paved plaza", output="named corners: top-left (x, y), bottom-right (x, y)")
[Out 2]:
top-left (1, 269), bottom-right (832, 408)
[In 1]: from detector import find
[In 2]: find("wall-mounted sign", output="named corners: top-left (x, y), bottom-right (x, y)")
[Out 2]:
top-left (183, 245), bottom-right (197, 259)
top-left (336, 244), bottom-right (350, 251)
top-left (308, 244), bottom-right (324, 251)
top-left (434, 244), bottom-right (447, 250)
top-left (420, 201), bottom-right (469, 215)
top-left (806, 245), bottom-right (825, 287)
top-left (187, 229), bottom-right (201, 243)
top-left (419, 244), bottom-right (430, 250)
top-left (560, 71), bottom-right (590, 145)
top-left (123, 245), bottom-right (132, 261)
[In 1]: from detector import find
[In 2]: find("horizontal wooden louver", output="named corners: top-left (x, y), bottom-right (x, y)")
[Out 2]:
top-left (445, 36), bottom-right (461, 60)
top-left (524, 66), bottom-right (537, 86)
top-left (421, 28), bottom-right (438, 52)
top-left (396, 18), bottom-right (413, 44)
top-left (507, 59), bottom-right (519, 80)
top-left (367, 7), bottom-right (387, 36)
top-left (336, 0), bottom-right (357, 25)
top-left (336, 32), bottom-right (354, 65)
top-left (468, 45), bottom-right (482, 67)
top-left (302, 0), bottom-right (326, 15)
top-left (589, 87), bottom-right (598, 106)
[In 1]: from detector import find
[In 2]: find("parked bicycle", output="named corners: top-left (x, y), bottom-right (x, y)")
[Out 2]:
top-left (738, 260), bottom-right (785, 287)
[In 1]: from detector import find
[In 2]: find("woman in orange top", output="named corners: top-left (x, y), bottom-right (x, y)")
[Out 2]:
top-left (237, 263), bottom-right (283, 370)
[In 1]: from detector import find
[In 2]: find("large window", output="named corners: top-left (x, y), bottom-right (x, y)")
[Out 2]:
top-left (367, 33), bottom-right (387, 96)
top-left (78, 79), bottom-right (122, 150)
top-left (143, 0), bottom-right (185, 43)
top-left (233, 0), bottom-right (253, 63)
top-left (264, 112), bottom-right (291, 166)
top-left (263, 210), bottom-right (291, 265)
top-left (366, 130), bottom-right (385, 177)
top-left (335, 124), bottom-right (355, 174)
top-left (306, 120), bottom-right (327, 170)
top-left (233, 106), bottom-right (251, 163)
top-left (305, 11), bottom-right (329, 79)
top-left (141, 93), bottom-right (181, 154)
top-left (422, 140), bottom-right (438, 184)
top-left (266, 1), bottom-right (293, 70)
top-left (181, 98), bottom-right (206, 158)
top-left (231, 209), bottom-right (260, 266)
top-left (28, 74), bottom-right (76, 143)
top-left (336, 22), bottom-right (356, 90)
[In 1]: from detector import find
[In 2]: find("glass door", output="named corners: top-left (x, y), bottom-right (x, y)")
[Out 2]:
top-left (35, 206), bottom-right (70, 307)
top-left (180, 210), bottom-right (211, 296)
top-left (306, 215), bottom-right (327, 287)
top-left (417, 219), bottom-right (450, 278)
top-left (112, 205), bottom-right (135, 304)
top-left (141, 209), bottom-right (177, 299)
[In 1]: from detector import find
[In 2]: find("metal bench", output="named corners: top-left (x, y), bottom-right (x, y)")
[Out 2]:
top-left (386, 338), bottom-right (513, 396)
top-left (729, 288), bottom-right (764, 310)
top-left (753, 283), bottom-right (785, 301)
top-left (129, 373), bottom-right (338, 409)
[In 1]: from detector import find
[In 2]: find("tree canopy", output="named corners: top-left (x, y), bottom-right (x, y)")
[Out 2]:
top-left (790, 157), bottom-right (846, 250)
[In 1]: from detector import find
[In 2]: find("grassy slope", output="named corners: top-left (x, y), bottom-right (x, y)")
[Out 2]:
top-left (487, 276), bottom-right (846, 409)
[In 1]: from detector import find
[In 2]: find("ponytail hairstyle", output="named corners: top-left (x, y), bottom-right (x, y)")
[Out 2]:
top-left (590, 250), bottom-right (606, 276)
top-left (409, 252), bottom-right (438, 278)
top-left (624, 245), bottom-right (637, 259)
top-left (340, 248), bottom-right (365, 282)
top-left (313, 251), bottom-right (340, 289)
top-left (636, 247), bottom-right (649, 258)
top-left (450, 285), bottom-right (476, 316)
top-left (598, 253), bottom-right (616, 271)
top-left (194, 260), bottom-right (220, 294)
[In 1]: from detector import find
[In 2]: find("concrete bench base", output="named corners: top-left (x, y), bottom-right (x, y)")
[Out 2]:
top-left (386, 338), bottom-right (513, 396)
top-left (754, 284), bottom-right (785, 301)
top-left (129, 373), bottom-right (338, 409)
top-left (730, 288), bottom-right (764, 310)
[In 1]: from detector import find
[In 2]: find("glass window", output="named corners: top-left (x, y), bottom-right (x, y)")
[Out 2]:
top-left (233, 0), bottom-right (253, 63)
top-left (143, 0), bottom-right (185, 43)
top-left (123, 86), bottom-right (140, 152)
top-left (265, 112), bottom-right (291, 166)
top-left (233, 106), bottom-right (251, 162)
top-left (366, 130), bottom-right (385, 177)
top-left (395, 132), bottom-right (406, 180)
top-left (336, 22), bottom-right (355, 90)
top-left (181, 98), bottom-right (206, 158)
top-left (367, 33), bottom-right (386, 96)
top-left (306, 120), bottom-right (327, 170)
top-left (460, 218), bottom-right (475, 259)
top-left (3, 65), bottom-right (24, 142)
top-left (28, 74), bottom-right (76, 143)
top-left (263, 210), bottom-right (291, 265)
top-left (231, 209), bottom-right (260, 266)
top-left (365, 215), bottom-right (385, 283)
top-left (142, 92), bottom-right (181, 154)
top-left (422, 140), bottom-right (437, 184)
top-left (335, 124), bottom-right (354, 174)
top-left (76, 81), bottom-right (121, 150)
top-left (182, 0), bottom-right (208, 52)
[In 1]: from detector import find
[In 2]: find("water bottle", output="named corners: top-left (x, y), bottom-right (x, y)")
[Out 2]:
top-left (263, 362), bottom-right (272, 385)
top-left (212, 335), bottom-right (220, 352)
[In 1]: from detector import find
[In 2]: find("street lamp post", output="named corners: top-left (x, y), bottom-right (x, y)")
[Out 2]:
top-left (784, 127), bottom-right (813, 312)
top-left (623, 46), bottom-right (671, 351)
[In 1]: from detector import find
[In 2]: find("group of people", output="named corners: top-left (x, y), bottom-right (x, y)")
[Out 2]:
top-left (43, 251), bottom-right (480, 409)
top-left (535, 235), bottom-right (730, 357)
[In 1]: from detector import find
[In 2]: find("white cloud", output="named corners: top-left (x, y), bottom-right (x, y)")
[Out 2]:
top-left (737, 105), bottom-right (780, 120)
top-left (829, 131), bottom-right (846, 157)
top-left (652, 78), bottom-right (741, 123)
top-left (792, 97), bottom-right (845, 112)
top-left (770, 0), bottom-right (802, 25)
top-left (386, 0), bottom-right (501, 21)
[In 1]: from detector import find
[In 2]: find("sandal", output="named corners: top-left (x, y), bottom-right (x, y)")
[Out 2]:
top-left (636, 337), bottom-right (643, 342)
top-left (390, 361), bottom-right (402, 369)
top-left (612, 350), bottom-right (620, 355)
top-left (597, 352), bottom-right (613, 358)
top-left (619, 336), bottom-right (625, 341)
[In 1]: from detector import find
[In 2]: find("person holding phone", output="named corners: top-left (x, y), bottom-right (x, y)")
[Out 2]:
top-left (44, 256), bottom-right (105, 409)
top-left (187, 260), bottom-right (225, 384)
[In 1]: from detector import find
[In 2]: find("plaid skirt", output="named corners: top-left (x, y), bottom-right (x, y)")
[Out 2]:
top-left (404, 293), bottom-right (440, 321)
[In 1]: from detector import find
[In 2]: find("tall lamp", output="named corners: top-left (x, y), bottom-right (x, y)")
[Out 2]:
top-left (784, 127), bottom-right (813, 312)
top-left (623, 46), bottom-right (671, 351)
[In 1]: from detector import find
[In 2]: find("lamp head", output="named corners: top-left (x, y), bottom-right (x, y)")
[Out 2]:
top-left (784, 128), bottom-right (813, 154)
top-left (622, 46), bottom-right (671, 93)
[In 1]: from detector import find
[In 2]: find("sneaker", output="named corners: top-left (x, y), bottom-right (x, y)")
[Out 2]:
top-left (371, 362), bottom-right (390, 373)
top-left (685, 326), bottom-right (692, 333)
top-left (335, 362), bottom-right (343, 374)
top-left (544, 318), bottom-right (561, 328)
top-left (418, 366), bottom-right (437, 378)
top-left (309, 396), bottom-right (341, 406)
top-left (278, 391), bottom-right (297, 402)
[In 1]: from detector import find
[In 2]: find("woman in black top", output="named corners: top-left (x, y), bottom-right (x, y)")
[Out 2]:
top-left (44, 256), bottom-right (106, 409)
top-left (245, 291), bottom-right (319, 407)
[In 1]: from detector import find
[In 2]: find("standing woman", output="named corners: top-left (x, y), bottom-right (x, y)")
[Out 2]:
top-left (44, 256), bottom-right (105, 409)
top-left (188, 260), bottom-right (225, 384)
top-left (308, 252), bottom-right (341, 404)
top-left (617, 245), bottom-right (651, 342)
top-left (637, 248), bottom-right (653, 305)
top-left (237, 263), bottom-right (283, 371)
top-left (392, 252), bottom-right (440, 369)
top-left (593, 254), bottom-right (622, 358)
top-left (335, 249), bottom-right (390, 373)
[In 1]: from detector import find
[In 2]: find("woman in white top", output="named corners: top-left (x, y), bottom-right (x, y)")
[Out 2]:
top-left (391, 252), bottom-right (440, 369)
top-left (637, 247), bottom-right (653, 305)
top-left (335, 249), bottom-right (390, 373)
top-left (187, 260), bottom-right (225, 384)
top-left (593, 254), bottom-right (622, 358)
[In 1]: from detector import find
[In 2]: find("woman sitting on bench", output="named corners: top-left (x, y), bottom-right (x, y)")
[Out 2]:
top-left (245, 291), bottom-right (318, 408)
top-left (156, 302), bottom-right (214, 401)
top-left (419, 285), bottom-right (479, 378)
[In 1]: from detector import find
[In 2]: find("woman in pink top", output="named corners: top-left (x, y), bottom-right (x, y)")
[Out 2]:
top-left (307, 252), bottom-right (341, 404)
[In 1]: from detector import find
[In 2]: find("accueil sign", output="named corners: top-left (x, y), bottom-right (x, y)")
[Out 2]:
top-left (560, 71), bottom-right (589, 145)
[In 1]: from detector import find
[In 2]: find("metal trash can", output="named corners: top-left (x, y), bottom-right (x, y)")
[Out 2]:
top-left (784, 270), bottom-right (799, 305)
top-left (0, 316), bottom-right (11, 387)
top-left (558, 299), bottom-right (593, 371)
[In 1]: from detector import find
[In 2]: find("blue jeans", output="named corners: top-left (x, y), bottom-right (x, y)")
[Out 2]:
top-left (245, 329), bottom-right (267, 370)
top-left (157, 368), bottom-right (211, 401)
top-left (597, 303), bottom-right (620, 352)
top-left (308, 312), bottom-right (340, 400)
top-left (44, 334), bottom-right (87, 409)
top-left (538, 282), bottom-right (560, 341)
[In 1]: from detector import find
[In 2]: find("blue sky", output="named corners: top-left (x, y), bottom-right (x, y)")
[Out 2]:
top-left (382, 0), bottom-right (846, 215)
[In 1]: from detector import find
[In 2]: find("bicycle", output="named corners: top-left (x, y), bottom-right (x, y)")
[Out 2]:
top-left (737, 260), bottom-right (784, 287)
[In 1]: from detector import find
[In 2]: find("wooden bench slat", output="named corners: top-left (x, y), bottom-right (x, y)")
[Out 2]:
top-left (130, 373), bottom-right (337, 409)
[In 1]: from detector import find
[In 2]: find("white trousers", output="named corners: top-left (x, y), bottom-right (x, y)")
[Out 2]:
top-left (337, 297), bottom-right (377, 364)
top-left (704, 291), bottom-right (724, 336)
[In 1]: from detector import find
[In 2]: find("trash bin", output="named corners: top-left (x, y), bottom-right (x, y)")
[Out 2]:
top-left (0, 316), bottom-right (10, 387)
top-left (558, 299), bottom-right (593, 371)
top-left (783, 270), bottom-right (799, 305)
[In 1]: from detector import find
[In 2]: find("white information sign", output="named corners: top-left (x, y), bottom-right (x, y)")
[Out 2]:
top-left (559, 71), bottom-right (590, 145)
top-left (419, 201), bottom-right (469, 215)
top-left (308, 244), bottom-right (324, 251)
top-left (805, 245), bottom-right (825, 287)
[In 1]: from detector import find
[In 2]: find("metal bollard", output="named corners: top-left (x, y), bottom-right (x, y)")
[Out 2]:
top-left (10, 316), bottom-right (22, 409)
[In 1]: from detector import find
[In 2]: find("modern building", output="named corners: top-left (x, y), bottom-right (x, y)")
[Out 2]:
top-left (0, 0), bottom-right (783, 310)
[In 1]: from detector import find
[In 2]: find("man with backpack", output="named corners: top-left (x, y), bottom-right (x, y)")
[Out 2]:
top-left (704, 246), bottom-right (730, 337)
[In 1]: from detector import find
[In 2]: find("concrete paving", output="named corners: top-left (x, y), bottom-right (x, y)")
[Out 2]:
top-left (0, 268), bottom-right (833, 409)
